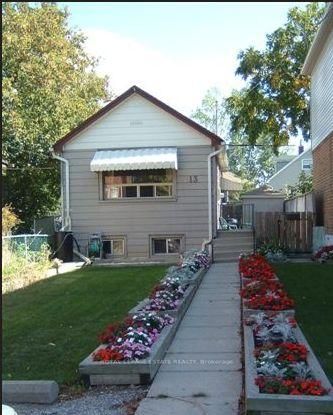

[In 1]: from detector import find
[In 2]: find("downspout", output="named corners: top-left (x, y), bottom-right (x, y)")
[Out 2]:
top-left (51, 150), bottom-right (71, 231)
top-left (207, 145), bottom-right (226, 255)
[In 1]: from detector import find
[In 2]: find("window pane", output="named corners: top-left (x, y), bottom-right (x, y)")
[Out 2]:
top-left (153, 239), bottom-right (167, 254)
top-left (112, 240), bottom-right (124, 256)
top-left (167, 238), bottom-right (181, 253)
top-left (104, 185), bottom-right (121, 199)
top-left (132, 169), bottom-right (173, 183)
top-left (102, 240), bottom-right (111, 254)
top-left (156, 185), bottom-right (172, 197)
top-left (123, 186), bottom-right (137, 197)
top-left (140, 185), bottom-right (154, 197)
top-left (302, 159), bottom-right (312, 170)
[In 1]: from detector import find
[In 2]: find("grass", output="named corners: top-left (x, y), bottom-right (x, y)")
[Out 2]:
top-left (274, 262), bottom-right (333, 382)
top-left (2, 264), bottom-right (167, 387)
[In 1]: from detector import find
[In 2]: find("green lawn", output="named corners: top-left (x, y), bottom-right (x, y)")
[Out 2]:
top-left (274, 262), bottom-right (333, 382)
top-left (2, 265), bottom-right (167, 387)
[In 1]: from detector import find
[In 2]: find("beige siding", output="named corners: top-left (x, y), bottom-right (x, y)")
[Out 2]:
top-left (64, 146), bottom-right (212, 259)
top-left (311, 30), bottom-right (333, 149)
top-left (64, 94), bottom-right (211, 150)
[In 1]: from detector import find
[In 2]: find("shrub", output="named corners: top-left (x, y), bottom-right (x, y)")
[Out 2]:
top-left (2, 205), bottom-right (22, 235)
top-left (2, 242), bottom-right (51, 293)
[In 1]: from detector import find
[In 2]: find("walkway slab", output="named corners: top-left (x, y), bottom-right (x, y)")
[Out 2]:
top-left (159, 352), bottom-right (241, 371)
top-left (136, 396), bottom-right (239, 415)
top-left (135, 262), bottom-right (242, 415)
top-left (148, 371), bottom-right (242, 399)
top-left (174, 325), bottom-right (240, 339)
top-left (181, 315), bottom-right (239, 327)
top-left (168, 338), bottom-right (241, 353)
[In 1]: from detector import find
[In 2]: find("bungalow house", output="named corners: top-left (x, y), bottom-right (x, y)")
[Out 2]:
top-left (52, 85), bottom-right (225, 262)
top-left (267, 148), bottom-right (313, 191)
top-left (301, 3), bottom-right (333, 246)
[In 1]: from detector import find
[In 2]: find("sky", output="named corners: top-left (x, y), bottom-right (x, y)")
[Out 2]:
top-left (58, 1), bottom-right (311, 154)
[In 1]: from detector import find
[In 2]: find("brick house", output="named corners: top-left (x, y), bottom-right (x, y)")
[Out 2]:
top-left (302, 3), bottom-right (333, 246)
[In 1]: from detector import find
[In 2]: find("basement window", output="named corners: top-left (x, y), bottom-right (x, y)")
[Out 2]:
top-left (102, 237), bottom-right (125, 258)
top-left (151, 236), bottom-right (182, 255)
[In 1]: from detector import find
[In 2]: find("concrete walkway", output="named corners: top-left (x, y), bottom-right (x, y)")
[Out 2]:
top-left (136, 263), bottom-right (242, 415)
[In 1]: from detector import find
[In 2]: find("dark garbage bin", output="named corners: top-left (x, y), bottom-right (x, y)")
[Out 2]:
top-left (55, 231), bottom-right (73, 262)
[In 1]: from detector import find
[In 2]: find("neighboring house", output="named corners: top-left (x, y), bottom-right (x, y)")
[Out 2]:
top-left (274, 154), bottom-right (295, 173)
top-left (52, 85), bottom-right (224, 262)
top-left (267, 148), bottom-right (313, 191)
top-left (302, 3), bottom-right (333, 245)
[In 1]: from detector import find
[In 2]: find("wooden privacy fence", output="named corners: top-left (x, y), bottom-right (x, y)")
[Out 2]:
top-left (255, 212), bottom-right (314, 253)
top-left (284, 192), bottom-right (314, 213)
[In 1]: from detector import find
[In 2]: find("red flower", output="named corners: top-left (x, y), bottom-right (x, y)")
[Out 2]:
top-left (93, 347), bottom-right (124, 362)
top-left (255, 376), bottom-right (328, 396)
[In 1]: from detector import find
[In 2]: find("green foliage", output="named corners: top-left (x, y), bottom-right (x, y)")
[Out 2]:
top-left (2, 242), bottom-right (51, 293)
top-left (286, 171), bottom-right (313, 199)
top-left (276, 263), bottom-right (333, 379)
top-left (2, 2), bottom-right (110, 229)
top-left (192, 89), bottom-right (277, 186)
top-left (2, 205), bottom-right (22, 235)
top-left (257, 241), bottom-right (288, 263)
top-left (226, 3), bottom-right (325, 149)
top-left (228, 133), bottom-right (278, 187)
top-left (191, 88), bottom-right (228, 136)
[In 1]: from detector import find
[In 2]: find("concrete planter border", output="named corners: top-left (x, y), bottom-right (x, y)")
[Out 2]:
top-left (244, 324), bottom-right (333, 414)
top-left (163, 267), bottom-right (208, 287)
top-left (128, 284), bottom-right (197, 319)
top-left (79, 321), bottom-right (179, 385)
top-left (242, 300), bottom-right (295, 318)
top-left (2, 380), bottom-right (59, 404)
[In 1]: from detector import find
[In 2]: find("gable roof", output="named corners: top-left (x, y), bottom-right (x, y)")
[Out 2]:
top-left (267, 148), bottom-right (312, 184)
top-left (302, 3), bottom-right (333, 75)
top-left (53, 85), bottom-right (223, 152)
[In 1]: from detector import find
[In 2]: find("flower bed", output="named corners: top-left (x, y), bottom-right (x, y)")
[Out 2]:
top-left (312, 245), bottom-right (333, 263)
top-left (79, 312), bottom-right (177, 385)
top-left (240, 254), bottom-right (295, 317)
top-left (79, 249), bottom-right (211, 385)
top-left (163, 249), bottom-right (210, 286)
top-left (129, 249), bottom-right (210, 317)
top-left (244, 312), bottom-right (333, 413)
top-left (239, 253), bottom-right (277, 281)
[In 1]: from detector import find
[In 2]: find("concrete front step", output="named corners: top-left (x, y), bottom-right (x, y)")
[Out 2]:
top-left (214, 255), bottom-right (241, 263)
top-left (213, 238), bottom-right (253, 246)
top-left (214, 248), bottom-right (252, 256)
top-left (217, 230), bottom-right (253, 237)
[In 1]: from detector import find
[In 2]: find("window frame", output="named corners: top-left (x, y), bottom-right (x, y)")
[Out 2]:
top-left (100, 169), bottom-right (176, 201)
top-left (150, 235), bottom-right (184, 257)
top-left (302, 159), bottom-right (313, 171)
top-left (101, 235), bottom-right (126, 258)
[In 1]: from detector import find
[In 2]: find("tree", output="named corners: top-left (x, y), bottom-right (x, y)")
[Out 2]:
top-left (192, 89), bottom-right (278, 186)
top-left (2, 205), bottom-right (22, 236)
top-left (227, 134), bottom-right (277, 187)
top-left (2, 2), bottom-right (110, 230)
top-left (286, 171), bottom-right (313, 199)
top-left (226, 3), bottom-right (325, 149)
top-left (191, 88), bottom-right (228, 136)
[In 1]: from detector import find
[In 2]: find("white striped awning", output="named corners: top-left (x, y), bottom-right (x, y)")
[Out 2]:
top-left (90, 148), bottom-right (178, 172)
